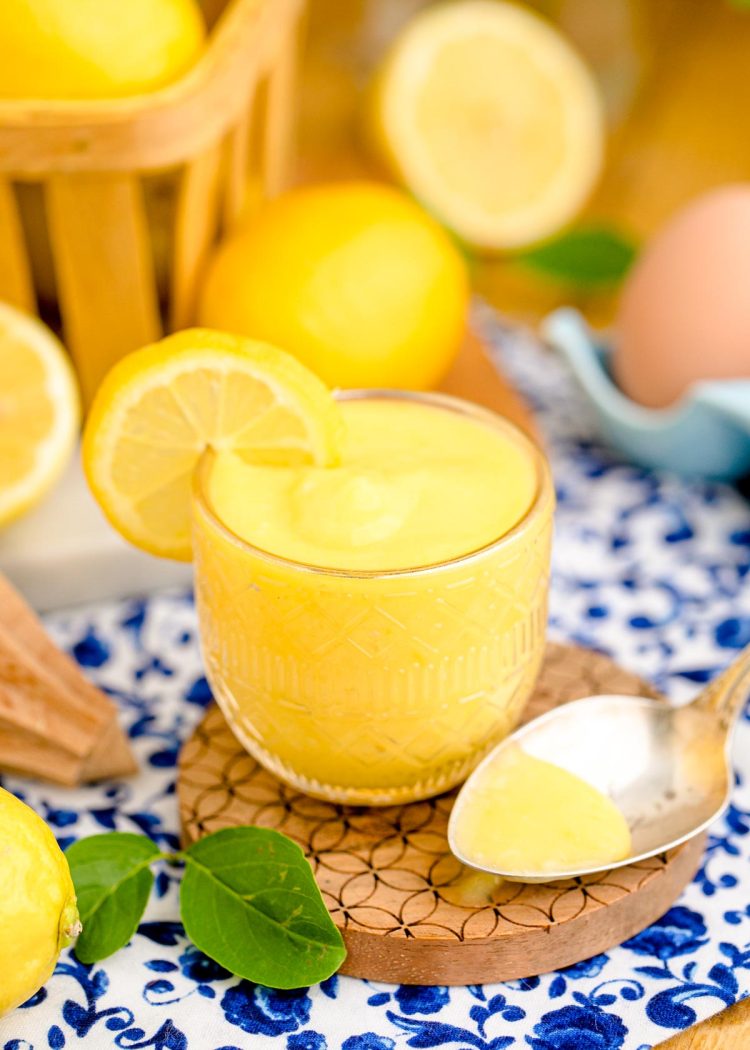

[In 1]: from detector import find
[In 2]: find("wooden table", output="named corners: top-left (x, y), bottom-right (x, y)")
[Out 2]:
top-left (660, 997), bottom-right (750, 1050)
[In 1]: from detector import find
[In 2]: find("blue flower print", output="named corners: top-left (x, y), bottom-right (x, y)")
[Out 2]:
top-left (19, 328), bottom-right (750, 1050)
top-left (527, 1004), bottom-right (627, 1050)
top-left (288, 1033), bottom-right (327, 1050)
top-left (341, 1036), bottom-right (395, 1050)
top-left (393, 985), bottom-right (449, 1015)
top-left (715, 617), bottom-right (750, 650)
top-left (220, 983), bottom-right (311, 1036)
top-left (71, 627), bottom-right (110, 668)
top-left (48, 1025), bottom-right (65, 1049)
top-left (185, 675), bottom-right (212, 707)
top-left (139, 922), bottom-right (183, 947)
top-left (177, 946), bottom-right (230, 984)
top-left (623, 907), bottom-right (708, 961)
top-left (562, 955), bottom-right (609, 980)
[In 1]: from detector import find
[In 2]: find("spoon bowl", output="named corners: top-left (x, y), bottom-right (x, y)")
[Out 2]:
top-left (448, 650), bottom-right (749, 882)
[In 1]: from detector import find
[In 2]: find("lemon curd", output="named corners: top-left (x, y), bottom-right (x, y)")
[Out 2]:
top-left (192, 392), bottom-right (554, 804)
top-left (452, 747), bottom-right (632, 877)
top-left (206, 397), bottom-right (536, 571)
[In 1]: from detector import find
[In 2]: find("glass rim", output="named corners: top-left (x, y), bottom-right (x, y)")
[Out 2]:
top-left (192, 388), bottom-right (554, 579)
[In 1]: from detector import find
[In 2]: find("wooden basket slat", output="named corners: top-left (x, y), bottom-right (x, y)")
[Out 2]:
top-left (45, 173), bottom-right (161, 402)
top-left (0, 0), bottom-right (304, 394)
top-left (0, 179), bottom-right (35, 311)
top-left (222, 108), bottom-right (252, 231)
top-left (259, 20), bottom-right (300, 197)
top-left (170, 144), bottom-right (224, 331)
top-left (200, 0), bottom-right (230, 31)
top-left (0, 0), bottom-right (304, 176)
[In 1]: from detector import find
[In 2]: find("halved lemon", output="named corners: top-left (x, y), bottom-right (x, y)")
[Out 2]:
top-left (370, 0), bottom-right (604, 250)
top-left (0, 301), bottom-right (80, 527)
top-left (82, 329), bottom-right (342, 561)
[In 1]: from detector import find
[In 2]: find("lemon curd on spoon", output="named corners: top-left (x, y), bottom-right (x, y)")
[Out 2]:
top-left (450, 746), bottom-right (632, 879)
top-left (193, 391), bottom-right (554, 805)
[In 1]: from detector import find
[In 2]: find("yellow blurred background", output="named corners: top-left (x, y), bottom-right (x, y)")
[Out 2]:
top-left (298, 0), bottom-right (750, 325)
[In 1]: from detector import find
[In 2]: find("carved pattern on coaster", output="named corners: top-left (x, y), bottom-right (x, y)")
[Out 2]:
top-left (178, 643), bottom-right (705, 983)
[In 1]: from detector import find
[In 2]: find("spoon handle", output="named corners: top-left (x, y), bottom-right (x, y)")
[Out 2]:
top-left (696, 644), bottom-right (750, 730)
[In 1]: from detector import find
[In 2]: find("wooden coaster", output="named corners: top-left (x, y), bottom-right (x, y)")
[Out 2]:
top-left (178, 644), bottom-right (705, 985)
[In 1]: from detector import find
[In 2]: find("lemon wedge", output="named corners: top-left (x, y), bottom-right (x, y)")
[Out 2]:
top-left (82, 329), bottom-right (342, 561)
top-left (371, 0), bottom-right (604, 250)
top-left (0, 301), bottom-right (80, 528)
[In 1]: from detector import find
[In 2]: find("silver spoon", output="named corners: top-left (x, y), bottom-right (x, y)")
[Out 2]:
top-left (448, 646), bottom-right (750, 883)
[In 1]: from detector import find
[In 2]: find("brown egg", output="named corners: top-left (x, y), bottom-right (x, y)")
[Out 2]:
top-left (614, 185), bottom-right (750, 409)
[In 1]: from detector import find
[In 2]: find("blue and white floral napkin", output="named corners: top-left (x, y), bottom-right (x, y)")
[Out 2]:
top-left (2, 310), bottom-right (750, 1050)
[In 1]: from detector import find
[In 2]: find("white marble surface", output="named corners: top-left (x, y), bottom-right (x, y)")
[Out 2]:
top-left (0, 449), bottom-right (192, 611)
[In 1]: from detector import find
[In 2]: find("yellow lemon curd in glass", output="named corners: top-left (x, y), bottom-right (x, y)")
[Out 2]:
top-left (452, 747), bottom-right (632, 877)
top-left (192, 392), bottom-right (554, 804)
top-left (206, 398), bottom-right (535, 570)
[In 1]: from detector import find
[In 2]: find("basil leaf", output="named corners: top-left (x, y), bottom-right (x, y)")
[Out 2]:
top-left (66, 832), bottom-right (161, 963)
top-left (517, 225), bottom-right (637, 287)
top-left (181, 827), bottom-right (345, 989)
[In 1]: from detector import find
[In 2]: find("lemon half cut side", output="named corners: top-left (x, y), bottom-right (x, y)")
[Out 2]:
top-left (373, 0), bottom-right (605, 250)
top-left (82, 328), bottom-right (343, 561)
top-left (0, 301), bottom-right (80, 528)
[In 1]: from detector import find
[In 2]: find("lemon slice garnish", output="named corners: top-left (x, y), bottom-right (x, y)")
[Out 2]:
top-left (83, 328), bottom-right (342, 560)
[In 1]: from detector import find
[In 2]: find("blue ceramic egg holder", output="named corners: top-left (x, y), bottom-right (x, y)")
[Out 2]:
top-left (542, 308), bottom-right (750, 482)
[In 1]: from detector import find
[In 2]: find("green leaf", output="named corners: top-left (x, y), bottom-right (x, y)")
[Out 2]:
top-left (181, 827), bottom-right (346, 989)
top-left (517, 225), bottom-right (638, 287)
top-left (66, 833), bottom-right (161, 963)
top-left (729, 0), bottom-right (750, 9)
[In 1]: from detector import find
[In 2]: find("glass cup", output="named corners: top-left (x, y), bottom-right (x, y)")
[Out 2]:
top-left (192, 391), bottom-right (554, 805)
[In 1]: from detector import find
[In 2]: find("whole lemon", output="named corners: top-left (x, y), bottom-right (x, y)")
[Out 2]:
top-left (0, 0), bottom-right (205, 100)
top-left (198, 182), bottom-right (469, 390)
top-left (0, 787), bottom-right (80, 1018)
top-left (0, 0), bottom-right (205, 324)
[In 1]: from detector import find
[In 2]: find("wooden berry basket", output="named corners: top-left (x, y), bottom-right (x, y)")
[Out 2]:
top-left (0, 0), bottom-right (304, 404)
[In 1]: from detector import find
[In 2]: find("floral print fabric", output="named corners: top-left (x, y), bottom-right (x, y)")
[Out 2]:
top-left (2, 311), bottom-right (750, 1049)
